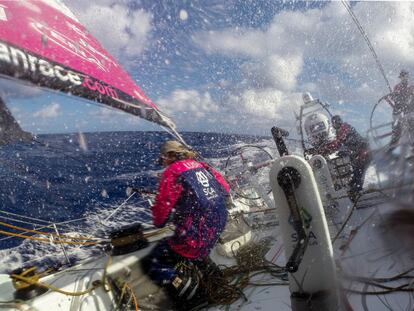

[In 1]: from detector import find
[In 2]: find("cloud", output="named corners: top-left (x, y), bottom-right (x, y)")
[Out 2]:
top-left (241, 54), bottom-right (303, 91)
top-left (189, 1), bottom-right (414, 134)
top-left (156, 86), bottom-right (302, 135)
top-left (224, 89), bottom-right (302, 133)
top-left (56, 1), bottom-right (414, 135)
top-left (190, 7), bottom-right (332, 133)
top-left (240, 89), bottom-right (300, 120)
top-left (353, 2), bottom-right (414, 66)
top-left (158, 89), bottom-right (219, 121)
top-left (214, 3), bottom-right (411, 71)
top-left (194, 29), bottom-right (266, 58)
top-left (63, 1), bottom-right (153, 59)
top-left (33, 103), bottom-right (61, 118)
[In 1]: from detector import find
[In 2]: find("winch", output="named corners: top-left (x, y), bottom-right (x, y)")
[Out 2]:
top-left (110, 223), bottom-right (149, 256)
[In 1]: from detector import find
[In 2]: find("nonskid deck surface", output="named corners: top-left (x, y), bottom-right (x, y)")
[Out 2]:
top-left (333, 194), bottom-right (414, 311)
top-left (0, 220), bottom-right (291, 310)
top-left (207, 194), bottom-right (412, 311)
top-left (218, 191), bottom-right (413, 311)
top-left (0, 191), bottom-right (411, 311)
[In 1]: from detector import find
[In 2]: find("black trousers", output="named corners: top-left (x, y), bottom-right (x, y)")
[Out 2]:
top-left (390, 119), bottom-right (402, 148)
top-left (349, 159), bottom-right (371, 199)
top-left (141, 240), bottom-right (211, 311)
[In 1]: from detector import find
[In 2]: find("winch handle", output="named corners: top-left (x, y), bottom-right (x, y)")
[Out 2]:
top-left (271, 126), bottom-right (290, 157)
top-left (277, 167), bottom-right (310, 273)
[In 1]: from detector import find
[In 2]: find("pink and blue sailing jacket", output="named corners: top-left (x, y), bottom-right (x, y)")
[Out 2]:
top-left (152, 159), bottom-right (230, 259)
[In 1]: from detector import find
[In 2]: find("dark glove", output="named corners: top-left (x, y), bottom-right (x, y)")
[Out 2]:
top-left (304, 148), bottom-right (317, 156)
top-left (337, 150), bottom-right (349, 158)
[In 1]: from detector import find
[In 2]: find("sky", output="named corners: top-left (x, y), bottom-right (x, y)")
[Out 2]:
top-left (2, 0), bottom-right (414, 136)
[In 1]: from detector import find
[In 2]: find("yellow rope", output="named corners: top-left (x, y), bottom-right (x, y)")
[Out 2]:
top-left (0, 219), bottom-right (174, 247)
top-left (11, 274), bottom-right (99, 296)
top-left (0, 229), bottom-right (97, 246)
top-left (12, 267), bottom-right (39, 290)
top-left (10, 257), bottom-right (112, 297)
top-left (118, 282), bottom-right (139, 310)
top-left (0, 221), bottom-right (99, 241)
top-left (125, 283), bottom-right (139, 311)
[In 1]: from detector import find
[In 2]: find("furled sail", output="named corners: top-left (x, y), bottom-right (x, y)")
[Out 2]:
top-left (0, 0), bottom-right (176, 130)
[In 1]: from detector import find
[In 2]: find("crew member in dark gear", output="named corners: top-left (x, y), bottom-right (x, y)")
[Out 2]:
top-left (388, 70), bottom-right (414, 149)
top-left (330, 115), bottom-right (371, 201)
top-left (142, 140), bottom-right (229, 310)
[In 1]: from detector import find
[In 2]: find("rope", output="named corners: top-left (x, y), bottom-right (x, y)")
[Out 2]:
top-left (341, 0), bottom-right (392, 93)
top-left (204, 240), bottom-right (287, 306)
top-left (345, 287), bottom-right (414, 295)
top-left (342, 267), bottom-right (414, 284)
top-left (344, 274), bottom-right (414, 295)
top-left (117, 282), bottom-right (139, 311)
top-left (332, 195), bottom-right (360, 244)
top-left (0, 215), bottom-right (50, 231)
top-left (124, 283), bottom-right (139, 311)
top-left (0, 196), bottom-right (149, 243)
top-left (0, 229), bottom-right (98, 246)
top-left (369, 95), bottom-right (394, 148)
top-left (0, 216), bottom-right (92, 243)
top-left (0, 221), bottom-right (102, 242)
top-left (0, 210), bottom-right (51, 225)
top-left (103, 192), bottom-right (137, 222)
top-left (330, 185), bottom-right (401, 245)
top-left (0, 215), bottom-right (172, 245)
top-left (10, 257), bottom-right (112, 296)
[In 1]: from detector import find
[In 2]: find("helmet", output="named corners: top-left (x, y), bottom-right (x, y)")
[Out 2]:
top-left (399, 70), bottom-right (409, 79)
top-left (304, 113), bottom-right (335, 146)
top-left (302, 92), bottom-right (315, 105)
top-left (331, 115), bottom-right (343, 129)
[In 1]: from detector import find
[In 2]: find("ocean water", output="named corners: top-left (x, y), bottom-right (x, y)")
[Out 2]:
top-left (0, 131), bottom-right (268, 271)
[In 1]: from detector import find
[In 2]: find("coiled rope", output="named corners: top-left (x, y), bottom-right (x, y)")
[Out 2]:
top-left (204, 239), bottom-right (288, 306)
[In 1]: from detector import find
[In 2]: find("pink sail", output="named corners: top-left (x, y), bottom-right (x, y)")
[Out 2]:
top-left (0, 0), bottom-right (174, 128)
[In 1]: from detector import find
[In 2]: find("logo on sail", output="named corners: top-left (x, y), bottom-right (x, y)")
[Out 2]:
top-left (0, 4), bottom-right (7, 21)
top-left (31, 22), bottom-right (112, 72)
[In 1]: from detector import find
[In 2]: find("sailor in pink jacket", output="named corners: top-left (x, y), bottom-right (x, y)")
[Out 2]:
top-left (142, 140), bottom-right (229, 310)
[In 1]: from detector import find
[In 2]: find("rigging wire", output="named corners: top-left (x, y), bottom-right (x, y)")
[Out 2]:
top-left (102, 192), bottom-right (137, 222)
top-left (0, 210), bottom-right (52, 225)
top-left (341, 0), bottom-right (392, 93)
top-left (161, 124), bottom-right (190, 149)
top-left (0, 196), bottom-right (149, 243)
top-left (0, 229), bottom-right (98, 246)
top-left (0, 220), bottom-right (103, 242)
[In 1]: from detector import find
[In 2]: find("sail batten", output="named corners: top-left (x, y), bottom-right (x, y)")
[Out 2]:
top-left (0, 0), bottom-right (175, 129)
